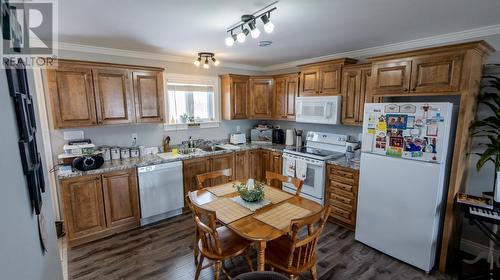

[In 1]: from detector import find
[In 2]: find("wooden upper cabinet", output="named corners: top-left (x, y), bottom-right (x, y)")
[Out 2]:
top-left (285, 75), bottom-right (299, 119)
top-left (101, 169), bottom-right (140, 228)
top-left (410, 53), bottom-right (463, 93)
top-left (341, 64), bottom-right (371, 125)
top-left (93, 67), bottom-right (135, 125)
top-left (299, 68), bottom-right (319, 96)
top-left (249, 78), bottom-right (273, 119)
top-left (319, 64), bottom-right (342, 95)
top-left (341, 68), bottom-right (361, 125)
top-left (46, 60), bottom-right (165, 128)
top-left (60, 175), bottom-right (106, 240)
top-left (46, 64), bottom-right (98, 128)
top-left (133, 70), bottom-right (165, 123)
top-left (220, 75), bottom-right (249, 120)
top-left (272, 74), bottom-right (299, 120)
top-left (358, 69), bottom-right (372, 123)
top-left (371, 59), bottom-right (412, 95)
top-left (369, 49), bottom-right (466, 97)
top-left (273, 77), bottom-right (287, 119)
top-left (299, 58), bottom-right (357, 97)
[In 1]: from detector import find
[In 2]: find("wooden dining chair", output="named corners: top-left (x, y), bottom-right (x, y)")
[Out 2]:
top-left (264, 205), bottom-right (332, 280)
top-left (186, 195), bottom-right (202, 265)
top-left (188, 191), bottom-right (253, 280)
top-left (265, 171), bottom-right (304, 196)
top-left (196, 168), bottom-right (232, 189)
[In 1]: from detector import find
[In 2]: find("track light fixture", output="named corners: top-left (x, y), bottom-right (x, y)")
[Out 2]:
top-left (225, 1), bottom-right (277, 47)
top-left (261, 13), bottom-right (274, 33)
top-left (237, 28), bottom-right (249, 43)
top-left (193, 52), bottom-right (219, 69)
top-left (248, 21), bottom-right (261, 38)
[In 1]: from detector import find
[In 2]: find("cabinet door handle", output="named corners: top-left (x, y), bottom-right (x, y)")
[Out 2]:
top-left (403, 88), bottom-right (409, 92)
top-left (411, 87), bottom-right (416, 92)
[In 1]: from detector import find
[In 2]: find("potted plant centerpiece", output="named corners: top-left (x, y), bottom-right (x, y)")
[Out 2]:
top-left (470, 70), bottom-right (500, 208)
top-left (234, 179), bottom-right (265, 202)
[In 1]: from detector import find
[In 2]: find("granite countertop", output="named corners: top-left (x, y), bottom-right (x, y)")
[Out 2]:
top-left (326, 150), bottom-right (361, 170)
top-left (57, 143), bottom-right (361, 179)
top-left (57, 143), bottom-right (290, 179)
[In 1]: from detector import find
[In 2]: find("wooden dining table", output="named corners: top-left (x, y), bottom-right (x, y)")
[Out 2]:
top-left (190, 180), bottom-right (323, 271)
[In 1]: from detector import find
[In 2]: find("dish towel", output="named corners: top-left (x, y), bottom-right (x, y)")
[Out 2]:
top-left (295, 159), bottom-right (307, 181)
top-left (286, 158), bottom-right (296, 177)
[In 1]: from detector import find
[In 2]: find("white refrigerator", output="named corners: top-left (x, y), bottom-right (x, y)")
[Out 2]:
top-left (355, 102), bottom-right (454, 273)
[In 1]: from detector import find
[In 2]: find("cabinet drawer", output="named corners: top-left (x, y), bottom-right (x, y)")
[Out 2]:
top-left (329, 180), bottom-right (354, 193)
top-left (329, 197), bottom-right (353, 212)
top-left (331, 206), bottom-right (352, 220)
top-left (330, 193), bottom-right (353, 205)
top-left (330, 174), bottom-right (355, 185)
top-left (330, 167), bottom-right (356, 179)
top-left (330, 186), bottom-right (354, 198)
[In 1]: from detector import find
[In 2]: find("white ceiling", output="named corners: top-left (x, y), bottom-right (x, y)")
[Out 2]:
top-left (57, 0), bottom-right (500, 68)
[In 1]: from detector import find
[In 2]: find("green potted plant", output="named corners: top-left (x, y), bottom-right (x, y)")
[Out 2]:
top-left (470, 69), bottom-right (500, 207)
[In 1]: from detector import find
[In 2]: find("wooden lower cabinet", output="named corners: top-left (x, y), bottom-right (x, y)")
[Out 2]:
top-left (182, 157), bottom-right (210, 202)
top-left (60, 169), bottom-right (140, 247)
top-left (248, 149), bottom-right (262, 181)
top-left (326, 164), bottom-right (359, 230)
top-left (234, 151), bottom-right (249, 180)
top-left (102, 169), bottom-right (140, 228)
top-left (182, 153), bottom-right (235, 204)
top-left (208, 153), bottom-right (234, 186)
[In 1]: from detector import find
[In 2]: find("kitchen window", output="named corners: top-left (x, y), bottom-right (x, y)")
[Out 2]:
top-left (165, 74), bottom-right (220, 127)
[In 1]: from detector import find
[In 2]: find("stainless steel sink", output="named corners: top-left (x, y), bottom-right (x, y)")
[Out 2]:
top-left (199, 146), bottom-right (225, 152)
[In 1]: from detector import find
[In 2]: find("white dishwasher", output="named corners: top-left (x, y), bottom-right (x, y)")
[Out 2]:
top-left (138, 161), bottom-right (184, 226)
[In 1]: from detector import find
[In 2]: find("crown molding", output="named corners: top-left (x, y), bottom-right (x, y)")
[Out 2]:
top-left (54, 41), bottom-right (264, 72)
top-left (262, 24), bottom-right (500, 72)
top-left (44, 24), bottom-right (500, 73)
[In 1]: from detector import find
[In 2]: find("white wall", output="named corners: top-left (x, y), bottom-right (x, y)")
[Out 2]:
top-left (0, 65), bottom-right (63, 279)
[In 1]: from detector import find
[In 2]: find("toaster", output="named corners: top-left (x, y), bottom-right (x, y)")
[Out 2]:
top-left (230, 133), bottom-right (246, 144)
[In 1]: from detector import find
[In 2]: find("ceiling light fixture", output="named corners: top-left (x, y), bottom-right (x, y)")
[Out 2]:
top-left (225, 1), bottom-right (277, 47)
top-left (248, 21), bottom-right (261, 38)
top-left (237, 27), bottom-right (249, 43)
top-left (194, 52), bottom-right (219, 69)
top-left (193, 57), bottom-right (201, 67)
top-left (225, 32), bottom-right (237, 47)
top-left (261, 13), bottom-right (274, 33)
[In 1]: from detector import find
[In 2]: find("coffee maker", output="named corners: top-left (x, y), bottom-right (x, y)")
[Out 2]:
top-left (272, 128), bottom-right (285, 144)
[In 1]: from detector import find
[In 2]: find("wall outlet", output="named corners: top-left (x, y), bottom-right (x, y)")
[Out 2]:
top-left (131, 133), bottom-right (138, 144)
top-left (236, 125), bottom-right (241, 133)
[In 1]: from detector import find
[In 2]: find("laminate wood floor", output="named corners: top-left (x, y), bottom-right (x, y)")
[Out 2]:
top-left (68, 213), bottom-right (454, 280)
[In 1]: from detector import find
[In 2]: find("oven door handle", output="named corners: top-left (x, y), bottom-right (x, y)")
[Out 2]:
top-left (283, 154), bottom-right (324, 167)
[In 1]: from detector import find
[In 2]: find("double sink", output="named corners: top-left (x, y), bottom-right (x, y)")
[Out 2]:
top-left (157, 144), bottom-right (235, 161)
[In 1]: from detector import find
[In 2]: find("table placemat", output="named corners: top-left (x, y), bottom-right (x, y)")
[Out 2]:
top-left (265, 187), bottom-right (294, 204)
top-left (230, 196), bottom-right (272, 212)
top-left (203, 197), bottom-right (252, 224)
top-left (254, 202), bottom-right (312, 230)
top-left (206, 181), bottom-right (240, 197)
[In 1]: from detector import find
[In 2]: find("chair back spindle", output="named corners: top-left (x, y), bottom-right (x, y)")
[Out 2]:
top-left (286, 205), bottom-right (331, 270)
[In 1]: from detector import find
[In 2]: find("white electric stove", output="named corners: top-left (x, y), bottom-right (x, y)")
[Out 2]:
top-left (282, 131), bottom-right (348, 204)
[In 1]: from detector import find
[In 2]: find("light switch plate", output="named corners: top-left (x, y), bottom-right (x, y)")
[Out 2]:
top-left (63, 130), bottom-right (84, 140)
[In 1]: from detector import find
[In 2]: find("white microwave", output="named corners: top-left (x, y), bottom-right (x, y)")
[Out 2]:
top-left (295, 96), bottom-right (341, 125)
